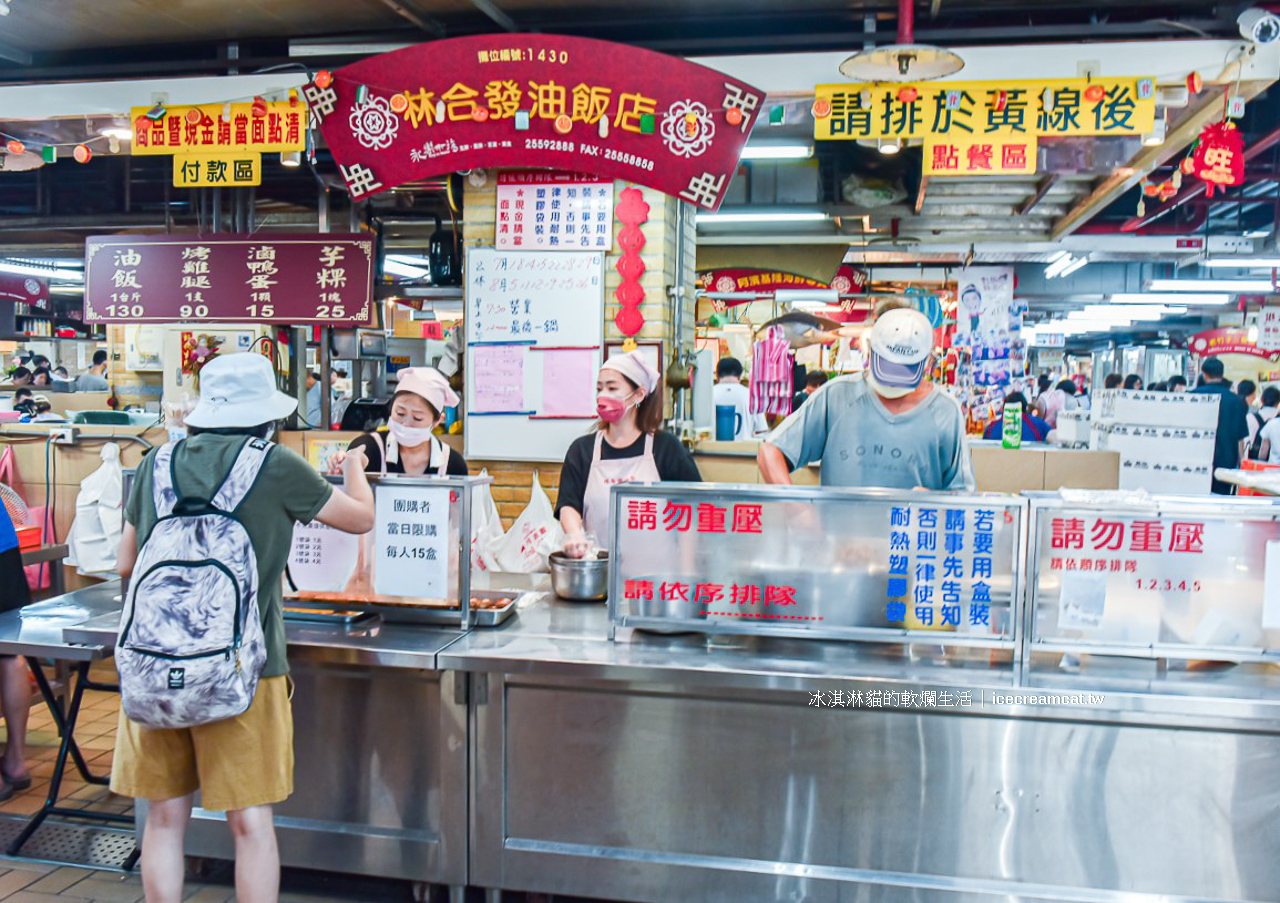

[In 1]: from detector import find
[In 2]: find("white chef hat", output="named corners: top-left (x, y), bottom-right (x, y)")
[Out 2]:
top-left (600, 350), bottom-right (659, 394)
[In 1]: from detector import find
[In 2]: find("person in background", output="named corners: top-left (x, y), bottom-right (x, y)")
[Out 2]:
top-left (27, 355), bottom-right (49, 373)
top-left (26, 395), bottom-right (63, 422)
top-left (713, 356), bottom-right (768, 440)
top-left (76, 350), bottom-right (110, 392)
top-left (558, 350), bottom-right (701, 555)
top-left (1193, 357), bottom-right (1250, 494)
top-left (52, 366), bottom-right (68, 380)
top-left (9, 389), bottom-right (32, 416)
top-left (1238, 379), bottom-right (1258, 410)
top-left (759, 307), bottom-right (972, 491)
top-left (30, 369), bottom-right (51, 389)
top-left (983, 391), bottom-right (1054, 442)
top-left (304, 371), bottom-right (324, 428)
top-left (1254, 387), bottom-right (1280, 461)
top-left (334, 367), bottom-right (467, 477)
top-left (1039, 379), bottom-right (1078, 428)
top-left (1123, 374), bottom-right (1143, 391)
top-left (1103, 373), bottom-right (1123, 390)
top-left (0, 499), bottom-right (32, 801)
top-left (1168, 375), bottom-right (1188, 393)
top-left (1149, 381), bottom-right (1168, 392)
top-left (113, 352), bottom-right (376, 903)
top-left (8, 368), bottom-right (31, 389)
top-left (791, 371), bottom-right (829, 412)
top-left (1246, 385), bottom-right (1280, 459)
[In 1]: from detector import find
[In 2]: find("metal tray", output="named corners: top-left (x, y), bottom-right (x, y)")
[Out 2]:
top-left (283, 590), bottom-right (523, 628)
top-left (283, 607), bottom-right (377, 626)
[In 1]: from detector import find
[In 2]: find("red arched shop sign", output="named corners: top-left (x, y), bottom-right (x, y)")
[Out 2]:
top-left (306, 34), bottom-right (765, 210)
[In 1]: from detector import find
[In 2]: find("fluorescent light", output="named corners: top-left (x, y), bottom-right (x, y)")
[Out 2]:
top-left (740, 144), bottom-right (814, 160)
top-left (1201, 258), bottom-right (1280, 268)
top-left (1045, 254), bottom-right (1077, 279)
top-left (1110, 293), bottom-right (1231, 305)
top-left (280, 151), bottom-right (302, 167)
top-left (878, 138), bottom-right (901, 155)
top-left (0, 260), bottom-right (84, 283)
top-left (383, 258), bottom-right (429, 279)
top-left (1245, 230), bottom-right (1270, 239)
top-left (1141, 119), bottom-right (1167, 147)
top-left (697, 211), bottom-right (828, 225)
top-left (1149, 278), bottom-right (1274, 292)
top-left (49, 285), bottom-right (84, 295)
top-left (98, 127), bottom-right (132, 141)
top-left (1059, 255), bottom-right (1090, 277)
top-left (1080, 304), bottom-right (1186, 318)
top-left (1046, 250), bottom-right (1070, 264)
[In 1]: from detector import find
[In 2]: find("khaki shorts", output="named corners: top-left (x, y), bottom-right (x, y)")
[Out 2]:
top-left (110, 676), bottom-right (293, 812)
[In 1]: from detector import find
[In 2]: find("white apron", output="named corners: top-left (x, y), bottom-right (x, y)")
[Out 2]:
top-left (582, 431), bottom-right (660, 549)
top-left (374, 431), bottom-right (449, 477)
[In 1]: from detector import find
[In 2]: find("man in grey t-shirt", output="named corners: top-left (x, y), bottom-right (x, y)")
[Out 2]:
top-left (758, 308), bottom-right (973, 491)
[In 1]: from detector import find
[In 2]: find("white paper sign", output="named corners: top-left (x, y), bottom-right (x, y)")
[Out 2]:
top-left (1262, 540), bottom-right (1280, 628)
top-left (1260, 308), bottom-right (1280, 353)
top-left (287, 521), bottom-right (359, 593)
top-left (373, 484), bottom-right (451, 599)
top-left (1059, 572), bottom-right (1107, 629)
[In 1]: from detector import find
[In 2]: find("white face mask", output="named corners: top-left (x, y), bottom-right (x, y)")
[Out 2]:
top-left (388, 417), bottom-right (436, 448)
top-left (865, 371), bottom-right (915, 399)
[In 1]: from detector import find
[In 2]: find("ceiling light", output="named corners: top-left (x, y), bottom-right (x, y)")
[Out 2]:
top-left (280, 151), bottom-right (302, 167)
top-left (98, 127), bottom-right (132, 141)
top-left (1110, 292), bottom-right (1231, 305)
top-left (0, 2), bottom-right (11, 17)
top-left (696, 210), bottom-right (828, 225)
top-left (1141, 118), bottom-right (1167, 147)
top-left (383, 258), bottom-right (429, 279)
top-left (1059, 255), bottom-right (1090, 277)
top-left (1149, 278), bottom-right (1275, 292)
top-left (740, 144), bottom-right (814, 161)
top-left (1046, 250), bottom-right (1070, 264)
top-left (877, 138), bottom-right (902, 155)
top-left (49, 285), bottom-right (84, 295)
top-left (0, 260), bottom-right (84, 282)
top-left (1201, 257), bottom-right (1280, 268)
top-left (1045, 254), bottom-right (1078, 278)
top-left (1082, 304), bottom-right (1186, 318)
top-left (1245, 230), bottom-right (1270, 239)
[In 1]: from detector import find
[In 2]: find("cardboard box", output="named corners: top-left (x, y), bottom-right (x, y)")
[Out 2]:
top-left (1093, 389), bottom-right (1220, 428)
top-left (1043, 449), bottom-right (1121, 491)
top-left (971, 447), bottom-right (1120, 493)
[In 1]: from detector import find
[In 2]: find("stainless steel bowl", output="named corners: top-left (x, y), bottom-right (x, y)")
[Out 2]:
top-left (548, 551), bottom-right (609, 601)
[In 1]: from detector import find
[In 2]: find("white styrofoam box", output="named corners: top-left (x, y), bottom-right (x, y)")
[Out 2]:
top-left (1056, 410), bottom-right (1091, 445)
top-left (1092, 423), bottom-right (1216, 465)
top-left (1092, 389), bottom-right (1221, 428)
top-left (1118, 459), bottom-right (1213, 495)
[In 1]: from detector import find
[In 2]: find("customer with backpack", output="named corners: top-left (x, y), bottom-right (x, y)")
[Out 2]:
top-left (111, 353), bottom-right (375, 903)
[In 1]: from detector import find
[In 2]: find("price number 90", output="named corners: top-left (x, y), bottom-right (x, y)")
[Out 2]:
top-left (179, 303), bottom-right (209, 318)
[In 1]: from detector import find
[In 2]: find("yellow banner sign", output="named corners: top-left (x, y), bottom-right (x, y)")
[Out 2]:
top-left (172, 152), bottom-right (262, 188)
top-left (923, 135), bottom-right (1038, 176)
top-left (815, 78), bottom-right (1155, 141)
top-left (133, 102), bottom-right (305, 155)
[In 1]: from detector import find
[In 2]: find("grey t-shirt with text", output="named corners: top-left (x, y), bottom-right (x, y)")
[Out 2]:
top-left (766, 374), bottom-right (974, 491)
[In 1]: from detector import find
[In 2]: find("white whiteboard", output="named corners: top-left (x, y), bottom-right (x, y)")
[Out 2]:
top-left (464, 248), bottom-right (604, 462)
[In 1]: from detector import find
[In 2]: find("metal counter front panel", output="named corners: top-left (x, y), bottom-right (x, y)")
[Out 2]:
top-left (474, 674), bottom-right (1280, 902)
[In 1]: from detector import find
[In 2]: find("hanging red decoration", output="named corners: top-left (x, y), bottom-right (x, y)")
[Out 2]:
top-left (896, 86), bottom-right (918, 103)
top-left (1180, 156), bottom-right (1196, 175)
top-left (389, 92), bottom-right (409, 113)
top-left (1192, 122), bottom-right (1245, 197)
top-left (184, 108), bottom-right (202, 125)
top-left (1083, 84), bottom-right (1106, 103)
top-left (4, 140), bottom-right (23, 155)
top-left (725, 106), bottom-right (743, 126)
top-left (1158, 181), bottom-right (1177, 201)
top-left (1142, 181), bottom-right (1159, 197)
top-left (614, 187), bottom-right (650, 338)
top-left (811, 98), bottom-right (831, 119)
top-left (990, 91), bottom-right (1008, 112)
top-left (1187, 72), bottom-right (1202, 94)
top-left (314, 70), bottom-right (333, 90)
top-left (73, 144), bottom-right (92, 164)
top-left (251, 96), bottom-right (269, 118)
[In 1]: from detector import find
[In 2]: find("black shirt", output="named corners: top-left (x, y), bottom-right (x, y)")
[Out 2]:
top-left (348, 431), bottom-right (469, 476)
top-left (1192, 382), bottom-right (1249, 492)
top-left (554, 430), bottom-right (701, 517)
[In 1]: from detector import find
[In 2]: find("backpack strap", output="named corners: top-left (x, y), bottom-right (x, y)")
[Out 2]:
top-left (210, 437), bottom-right (274, 513)
top-left (151, 443), bottom-right (180, 518)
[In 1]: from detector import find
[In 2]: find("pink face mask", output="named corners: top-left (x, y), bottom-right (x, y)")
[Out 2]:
top-left (596, 392), bottom-right (634, 423)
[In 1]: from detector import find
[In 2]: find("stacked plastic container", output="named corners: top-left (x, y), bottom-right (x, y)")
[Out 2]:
top-left (1089, 390), bottom-right (1221, 494)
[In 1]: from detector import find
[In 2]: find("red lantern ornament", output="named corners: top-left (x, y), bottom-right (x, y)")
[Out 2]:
top-left (251, 96), bottom-right (268, 118)
top-left (991, 91), bottom-right (1008, 112)
top-left (73, 144), bottom-right (92, 164)
top-left (613, 187), bottom-right (651, 338)
top-left (725, 106), bottom-right (743, 126)
top-left (896, 86), bottom-right (918, 103)
top-left (1158, 181), bottom-right (1177, 201)
top-left (1142, 181), bottom-right (1159, 197)
top-left (185, 108), bottom-right (202, 125)
top-left (553, 114), bottom-right (573, 135)
top-left (472, 106), bottom-right (489, 122)
top-left (4, 140), bottom-right (23, 155)
top-left (811, 98), bottom-right (831, 119)
top-left (1180, 156), bottom-right (1196, 175)
top-left (389, 92), bottom-right (408, 114)
top-left (1192, 122), bottom-right (1245, 197)
top-left (1187, 72), bottom-right (1202, 94)
top-left (1083, 84), bottom-right (1106, 104)
top-left (314, 70), bottom-right (333, 90)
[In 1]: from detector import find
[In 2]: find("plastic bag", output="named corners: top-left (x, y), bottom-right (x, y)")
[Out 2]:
top-left (66, 442), bottom-right (124, 577)
top-left (0, 444), bottom-right (50, 590)
top-left (469, 469), bottom-right (504, 574)
top-left (491, 471), bottom-right (563, 573)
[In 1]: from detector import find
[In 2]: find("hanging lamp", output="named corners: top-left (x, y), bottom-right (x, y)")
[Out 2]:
top-left (839, 0), bottom-right (964, 82)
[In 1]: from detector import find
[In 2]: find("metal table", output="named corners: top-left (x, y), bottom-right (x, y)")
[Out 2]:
top-left (442, 596), bottom-right (1280, 903)
top-left (0, 580), bottom-right (134, 860)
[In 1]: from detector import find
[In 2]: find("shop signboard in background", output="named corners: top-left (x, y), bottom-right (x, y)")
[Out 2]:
top-left (1258, 308), bottom-right (1280, 353)
top-left (1189, 327), bottom-right (1280, 360)
top-left (955, 266), bottom-right (1023, 386)
top-left (495, 171), bottom-right (614, 251)
top-left (307, 34), bottom-right (763, 209)
top-left (83, 234), bottom-right (374, 324)
top-left (172, 152), bottom-right (262, 188)
top-left (923, 134), bottom-right (1037, 176)
top-left (814, 78), bottom-right (1156, 142)
top-left (131, 101), bottom-right (305, 155)
top-left (0, 272), bottom-right (47, 306)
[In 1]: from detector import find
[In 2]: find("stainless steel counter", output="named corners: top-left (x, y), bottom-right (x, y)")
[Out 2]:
top-left (0, 580), bottom-right (121, 660)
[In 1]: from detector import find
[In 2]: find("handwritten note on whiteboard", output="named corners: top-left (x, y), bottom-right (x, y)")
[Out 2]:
top-left (472, 344), bottom-right (527, 412)
top-left (467, 249), bottom-right (603, 348)
top-left (540, 349), bottom-right (597, 417)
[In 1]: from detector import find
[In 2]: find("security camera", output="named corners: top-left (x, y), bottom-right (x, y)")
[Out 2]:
top-left (1239, 8), bottom-right (1280, 44)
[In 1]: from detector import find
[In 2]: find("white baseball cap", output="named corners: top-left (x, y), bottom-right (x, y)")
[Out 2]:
top-left (185, 353), bottom-right (298, 428)
top-left (868, 308), bottom-right (934, 389)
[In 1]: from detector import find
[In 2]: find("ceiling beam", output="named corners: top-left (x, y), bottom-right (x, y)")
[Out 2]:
top-left (914, 175), bottom-right (929, 215)
top-left (1051, 79), bottom-right (1274, 239)
top-left (1019, 175), bottom-right (1060, 216)
top-left (0, 42), bottom-right (31, 67)
top-left (471, 0), bottom-right (519, 32)
top-left (376, 0), bottom-right (447, 38)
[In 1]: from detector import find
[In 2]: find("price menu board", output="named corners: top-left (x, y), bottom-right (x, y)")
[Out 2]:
top-left (84, 234), bottom-right (374, 324)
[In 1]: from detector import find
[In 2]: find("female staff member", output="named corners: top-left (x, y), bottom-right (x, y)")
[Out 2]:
top-left (557, 350), bottom-right (700, 556)
top-left (334, 367), bottom-right (468, 476)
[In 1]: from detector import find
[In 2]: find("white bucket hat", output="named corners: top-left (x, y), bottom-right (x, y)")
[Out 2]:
top-left (185, 353), bottom-right (298, 428)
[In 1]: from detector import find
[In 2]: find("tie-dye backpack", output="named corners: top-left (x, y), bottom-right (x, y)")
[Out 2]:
top-left (117, 437), bottom-right (271, 728)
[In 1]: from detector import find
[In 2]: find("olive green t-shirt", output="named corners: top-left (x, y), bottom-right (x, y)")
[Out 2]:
top-left (125, 434), bottom-right (334, 678)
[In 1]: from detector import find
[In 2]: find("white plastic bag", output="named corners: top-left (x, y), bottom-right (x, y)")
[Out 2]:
top-left (470, 470), bottom-right (504, 573)
top-left (66, 442), bottom-right (124, 577)
top-left (491, 470), bottom-right (563, 573)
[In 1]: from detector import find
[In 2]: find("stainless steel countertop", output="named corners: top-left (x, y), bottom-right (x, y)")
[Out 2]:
top-left (0, 580), bottom-right (122, 660)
